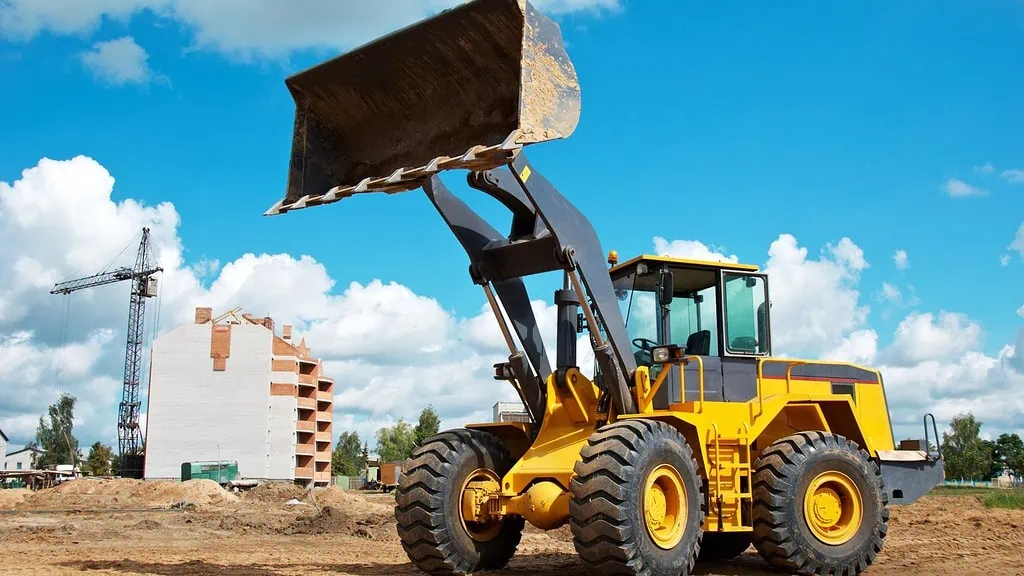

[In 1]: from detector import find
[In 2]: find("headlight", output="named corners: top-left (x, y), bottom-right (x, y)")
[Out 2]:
top-left (652, 345), bottom-right (683, 364)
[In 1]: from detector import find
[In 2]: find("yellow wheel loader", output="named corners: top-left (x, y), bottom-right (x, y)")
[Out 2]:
top-left (266, 1), bottom-right (945, 574)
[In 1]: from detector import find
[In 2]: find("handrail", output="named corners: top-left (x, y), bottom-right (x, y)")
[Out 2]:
top-left (755, 360), bottom-right (765, 417)
top-left (641, 354), bottom-right (705, 413)
top-left (784, 360), bottom-right (808, 395)
top-left (924, 413), bottom-right (941, 458)
top-left (712, 422), bottom-right (721, 506)
top-left (684, 356), bottom-right (705, 413)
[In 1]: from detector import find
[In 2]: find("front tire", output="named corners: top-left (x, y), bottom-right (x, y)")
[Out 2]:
top-left (570, 419), bottom-right (705, 576)
top-left (395, 429), bottom-right (525, 575)
top-left (751, 431), bottom-right (888, 575)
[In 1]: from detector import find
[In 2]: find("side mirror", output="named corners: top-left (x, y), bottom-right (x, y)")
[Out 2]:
top-left (659, 269), bottom-right (674, 305)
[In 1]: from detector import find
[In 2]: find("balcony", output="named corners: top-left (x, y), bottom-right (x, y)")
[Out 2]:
top-left (295, 465), bottom-right (314, 479)
top-left (297, 396), bottom-right (316, 410)
top-left (316, 430), bottom-right (332, 444)
top-left (298, 373), bottom-right (316, 387)
top-left (316, 411), bottom-right (332, 423)
top-left (296, 442), bottom-right (315, 456)
top-left (317, 389), bottom-right (333, 403)
top-left (296, 420), bottom-right (315, 433)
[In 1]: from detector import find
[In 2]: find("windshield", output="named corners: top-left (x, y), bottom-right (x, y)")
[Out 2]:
top-left (613, 266), bottom-right (720, 366)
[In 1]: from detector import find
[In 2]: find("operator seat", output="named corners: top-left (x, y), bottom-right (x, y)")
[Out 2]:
top-left (684, 330), bottom-right (711, 356)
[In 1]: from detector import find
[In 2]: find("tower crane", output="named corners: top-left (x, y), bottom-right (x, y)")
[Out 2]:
top-left (50, 227), bottom-right (162, 478)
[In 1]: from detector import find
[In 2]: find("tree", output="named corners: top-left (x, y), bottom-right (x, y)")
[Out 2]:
top-left (414, 405), bottom-right (441, 445)
top-left (111, 453), bottom-right (122, 477)
top-left (376, 419), bottom-right (418, 463)
top-left (28, 393), bottom-right (80, 469)
top-left (332, 431), bottom-right (367, 476)
top-left (982, 439), bottom-right (1001, 478)
top-left (993, 433), bottom-right (1024, 478)
top-left (942, 412), bottom-right (988, 480)
top-left (82, 442), bottom-right (113, 476)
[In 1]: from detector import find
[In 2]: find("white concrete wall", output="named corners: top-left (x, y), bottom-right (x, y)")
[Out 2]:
top-left (5, 449), bottom-right (37, 470)
top-left (267, 395), bottom-right (297, 478)
top-left (0, 435), bottom-right (7, 468)
top-left (144, 323), bottom-right (284, 481)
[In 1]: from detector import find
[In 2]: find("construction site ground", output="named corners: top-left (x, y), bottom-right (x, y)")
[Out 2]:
top-left (0, 479), bottom-right (1021, 576)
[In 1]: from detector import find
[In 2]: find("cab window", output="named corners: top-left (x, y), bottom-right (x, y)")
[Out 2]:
top-left (669, 286), bottom-right (719, 356)
top-left (723, 273), bottom-right (769, 355)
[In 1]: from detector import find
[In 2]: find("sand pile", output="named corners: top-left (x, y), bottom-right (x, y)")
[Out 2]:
top-left (242, 481), bottom-right (307, 504)
top-left (306, 486), bottom-right (393, 515)
top-left (285, 506), bottom-right (397, 540)
top-left (26, 478), bottom-right (238, 509)
top-left (0, 488), bottom-right (32, 509)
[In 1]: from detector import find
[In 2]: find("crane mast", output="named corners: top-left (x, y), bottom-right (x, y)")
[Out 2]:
top-left (50, 227), bottom-right (162, 478)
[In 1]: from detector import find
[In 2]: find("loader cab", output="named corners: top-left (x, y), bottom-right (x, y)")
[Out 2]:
top-left (610, 255), bottom-right (772, 406)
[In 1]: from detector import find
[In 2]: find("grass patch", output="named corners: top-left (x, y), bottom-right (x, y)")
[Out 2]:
top-left (981, 491), bottom-right (1024, 510)
top-left (931, 485), bottom-right (999, 497)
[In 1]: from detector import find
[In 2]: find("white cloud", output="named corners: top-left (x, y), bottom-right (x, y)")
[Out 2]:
top-left (893, 249), bottom-right (908, 271)
top-left (1009, 223), bottom-right (1024, 261)
top-left (1, 0), bottom-right (620, 59)
top-left (79, 36), bottom-right (159, 86)
top-left (823, 330), bottom-right (878, 366)
top-left (881, 311), bottom-right (983, 367)
top-left (653, 237), bottom-right (738, 263)
top-left (1017, 305), bottom-right (1024, 320)
top-left (974, 162), bottom-right (995, 175)
top-left (762, 235), bottom-right (869, 358)
top-left (1001, 169), bottom-right (1024, 184)
top-left (1001, 255), bottom-right (1011, 267)
top-left (877, 282), bottom-right (902, 305)
top-left (2, 154), bottom-right (1022, 454)
top-left (944, 178), bottom-right (987, 198)
top-left (0, 154), bottom-right (572, 448)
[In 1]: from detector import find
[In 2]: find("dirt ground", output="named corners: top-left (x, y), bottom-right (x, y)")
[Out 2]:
top-left (1, 479), bottom-right (1022, 576)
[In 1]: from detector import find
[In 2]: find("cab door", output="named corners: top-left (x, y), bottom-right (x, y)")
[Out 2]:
top-left (718, 271), bottom-right (772, 402)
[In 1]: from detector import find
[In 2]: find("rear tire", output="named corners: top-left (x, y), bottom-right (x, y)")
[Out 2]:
top-left (570, 419), bottom-right (705, 576)
top-left (698, 531), bottom-right (752, 562)
top-left (395, 429), bottom-right (524, 575)
top-left (751, 431), bottom-right (888, 575)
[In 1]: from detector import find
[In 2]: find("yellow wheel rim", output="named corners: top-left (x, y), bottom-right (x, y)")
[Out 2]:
top-left (803, 471), bottom-right (863, 546)
top-left (643, 464), bottom-right (687, 550)
top-left (459, 468), bottom-right (503, 542)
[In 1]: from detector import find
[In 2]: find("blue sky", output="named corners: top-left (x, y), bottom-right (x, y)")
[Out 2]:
top-left (1, 0), bottom-right (1022, 449)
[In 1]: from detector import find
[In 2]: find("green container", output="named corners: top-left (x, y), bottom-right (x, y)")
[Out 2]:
top-left (181, 460), bottom-right (239, 484)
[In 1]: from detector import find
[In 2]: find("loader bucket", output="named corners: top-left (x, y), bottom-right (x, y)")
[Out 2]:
top-left (269, 0), bottom-right (581, 215)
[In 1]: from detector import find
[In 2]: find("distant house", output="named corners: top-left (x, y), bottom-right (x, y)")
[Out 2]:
top-left (0, 428), bottom-right (7, 467)
top-left (5, 447), bottom-right (45, 471)
top-left (992, 468), bottom-right (1021, 488)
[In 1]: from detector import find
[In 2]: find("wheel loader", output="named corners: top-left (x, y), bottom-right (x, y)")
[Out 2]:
top-left (265, 1), bottom-right (945, 574)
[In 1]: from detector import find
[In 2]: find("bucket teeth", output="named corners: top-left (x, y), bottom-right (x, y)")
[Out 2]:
top-left (266, 137), bottom-right (526, 215)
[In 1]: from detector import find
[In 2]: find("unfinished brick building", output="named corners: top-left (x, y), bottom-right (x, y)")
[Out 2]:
top-left (143, 307), bottom-right (334, 487)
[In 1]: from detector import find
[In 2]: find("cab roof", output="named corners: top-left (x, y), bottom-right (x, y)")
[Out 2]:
top-left (609, 254), bottom-right (760, 276)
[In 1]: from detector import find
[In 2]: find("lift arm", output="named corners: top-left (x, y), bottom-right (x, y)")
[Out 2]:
top-left (422, 152), bottom-right (638, 417)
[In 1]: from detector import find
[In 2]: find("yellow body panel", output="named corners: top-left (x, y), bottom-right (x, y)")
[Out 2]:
top-left (467, 356), bottom-right (896, 533)
top-left (502, 367), bottom-right (601, 494)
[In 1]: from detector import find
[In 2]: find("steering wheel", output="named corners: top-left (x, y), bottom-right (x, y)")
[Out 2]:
top-left (632, 337), bottom-right (658, 352)
top-left (631, 337), bottom-right (657, 367)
